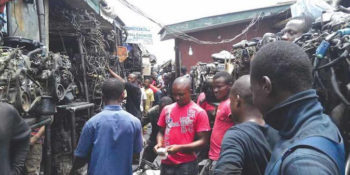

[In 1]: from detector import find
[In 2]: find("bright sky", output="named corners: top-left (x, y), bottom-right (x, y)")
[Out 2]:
top-left (106, 0), bottom-right (294, 65)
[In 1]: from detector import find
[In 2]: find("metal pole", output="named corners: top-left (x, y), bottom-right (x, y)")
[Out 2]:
top-left (175, 39), bottom-right (180, 77)
top-left (30, 117), bottom-right (52, 129)
top-left (77, 36), bottom-right (89, 102)
top-left (44, 123), bottom-right (52, 175)
top-left (44, 0), bottom-right (49, 49)
top-left (70, 110), bottom-right (76, 159)
top-left (37, 0), bottom-right (45, 44)
top-left (346, 154), bottom-right (350, 175)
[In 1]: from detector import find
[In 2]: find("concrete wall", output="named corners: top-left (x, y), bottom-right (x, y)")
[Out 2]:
top-left (177, 18), bottom-right (281, 70)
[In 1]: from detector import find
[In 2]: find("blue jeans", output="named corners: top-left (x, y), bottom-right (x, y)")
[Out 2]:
top-left (160, 160), bottom-right (199, 175)
top-left (154, 90), bottom-right (163, 105)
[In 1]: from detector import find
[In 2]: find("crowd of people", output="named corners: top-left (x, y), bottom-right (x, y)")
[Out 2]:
top-left (75, 27), bottom-right (345, 174)
top-left (70, 40), bottom-right (344, 175)
top-left (0, 15), bottom-right (346, 175)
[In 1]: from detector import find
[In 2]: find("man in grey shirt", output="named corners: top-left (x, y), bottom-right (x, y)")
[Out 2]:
top-left (0, 103), bottom-right (30, 175)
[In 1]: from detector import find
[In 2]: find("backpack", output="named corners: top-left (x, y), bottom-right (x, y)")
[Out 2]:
top-left (267, 136), bottom-right (345, 175)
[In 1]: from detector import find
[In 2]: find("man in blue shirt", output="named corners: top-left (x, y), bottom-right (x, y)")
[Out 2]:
top-left (70, 78), bottom-right (143, 175)
top-left (250, 41), bottom-right (344, 175)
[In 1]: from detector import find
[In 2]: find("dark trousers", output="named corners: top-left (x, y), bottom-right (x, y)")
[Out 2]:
top-left (143, 143), bottom-right (158, 163)
top-left (161, 160), bottom-right (199, 175)
top-left (199, 159), bottom-right (217, 175)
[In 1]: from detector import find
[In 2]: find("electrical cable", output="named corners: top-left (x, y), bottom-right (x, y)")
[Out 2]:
top-left (117, 0), bottom-right (264, 45)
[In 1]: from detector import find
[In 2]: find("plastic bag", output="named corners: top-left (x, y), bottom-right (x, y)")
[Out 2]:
top-left (291, 0), bottom-right (334, 19)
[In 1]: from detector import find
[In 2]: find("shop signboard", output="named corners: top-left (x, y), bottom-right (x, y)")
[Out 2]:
top-left (125, 26), bottom-right (153, 45)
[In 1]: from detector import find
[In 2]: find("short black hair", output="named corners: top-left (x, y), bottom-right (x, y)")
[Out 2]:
top-left (102, 78), bottom-right (125, 101)
top-left (230, 75), bottom-right (253, 106)
top-left (144, 77), bottom-right (152, 82)
top-left (213, 71), bottom-right (234, 85)
top-left (250, 41), bottom-right (312, 93)
top-left (181, 66), bottom-right (187, 74)
top-left (291, 15), bottom-right (314, 33)
top-left (134, 72), bottom-right (142, 84)
top-left (128, 72), bottom-right (138, 80)
top-left (202, 78), bottom-right (217, 102)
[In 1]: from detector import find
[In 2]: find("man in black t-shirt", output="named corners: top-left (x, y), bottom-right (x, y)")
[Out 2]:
top-left (141, 96), bottom-right (173, 163)
top-left (214, 75), bottom-right (278, 175)
top-left (109, 68), bottom-right (142, 119)
top-left (0, 103), bottom-right (30, 175)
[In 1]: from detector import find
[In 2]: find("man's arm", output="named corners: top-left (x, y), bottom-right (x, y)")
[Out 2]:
top-left (70, 157), bottom-right (88, 175)
top-left (70, 122), bottom-right (94, 174)
top-left (11, 137), bottom-right (30, 175)
top-left (154, 127), bottom-right (165, 151)
top-left (154, 106), bottom-right (167, 151)
top-left (9, 105), bottom-right (30, 175)
top-left (30, 126), bottom-right (45, 145)
top-left (166, 131), bottom-right (210, 154)
top-left (142, 107), bottom-right (156, 127)
top-left (141, 112), bottom-right (150, 127)
top-left (108, 68), bottom-right (125, 83)
top-left (132, 120), bottom-right (143, 163)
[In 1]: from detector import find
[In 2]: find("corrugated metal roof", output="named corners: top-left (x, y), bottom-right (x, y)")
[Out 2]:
top-left (159, 3), bottom-right (293, 41)
top-left (85, 0), bottom-right (100, 13)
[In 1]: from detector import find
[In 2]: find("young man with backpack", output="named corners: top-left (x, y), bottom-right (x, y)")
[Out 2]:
top-left (250, 41), bottom-right (344, 175)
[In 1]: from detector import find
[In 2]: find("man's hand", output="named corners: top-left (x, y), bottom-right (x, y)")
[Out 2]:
top-left (154, 143), bottom-right (163, 152)
top-left (70, 157), bottom-right (88, 175)
top-left (29, 136), bottom-right (38, 145)
top-left (166, 144), bottom-right (183, 154)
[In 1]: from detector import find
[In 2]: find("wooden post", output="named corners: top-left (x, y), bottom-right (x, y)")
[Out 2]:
top-left (175, 38), bottom-right (181, 77)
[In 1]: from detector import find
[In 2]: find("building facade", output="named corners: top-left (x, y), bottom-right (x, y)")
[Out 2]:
top-left (160, 3), bottom-right (293, 71)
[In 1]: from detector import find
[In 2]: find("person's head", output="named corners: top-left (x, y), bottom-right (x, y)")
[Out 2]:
top-left (250, 41), bottom-right (312, 115)
top-left (152, 72), bottom-right (158, 80)
top-left (144, 78), bottom-right (152, 88)
top-left (159, 96), bottom-right (173, 111)
top-left (127, 73), bottom-right (137, 84)
top-left (203, 78), bottom-right (217, 102)
top-left (102, 78), bottom-right (125, 104)
top-left (163, 73), bottom-right (169, 83)
top-left (134, 73), bottom-right (142, 86)
top-left (260, 33), bottom-right (279, 46)
top-left (213, 71), bottom-right (234, 101)
top-left (281, 15), bottom-right (314, 42)
top-left (172, 77), bottom-right (192, 106)
top-left (230, 75), bottom-right (255, 123)
top-left (181, 66), bottom-right (187, 76)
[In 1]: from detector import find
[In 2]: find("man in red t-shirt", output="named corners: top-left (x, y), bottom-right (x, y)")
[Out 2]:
top-left (197, 78), bottom-right (219, 128)
top-left (155, 77), bottom-right (211, 175)
top-left (197, 79), bottom-right (219, 162)
top-left (201, 71), bottom-right (234, 175)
